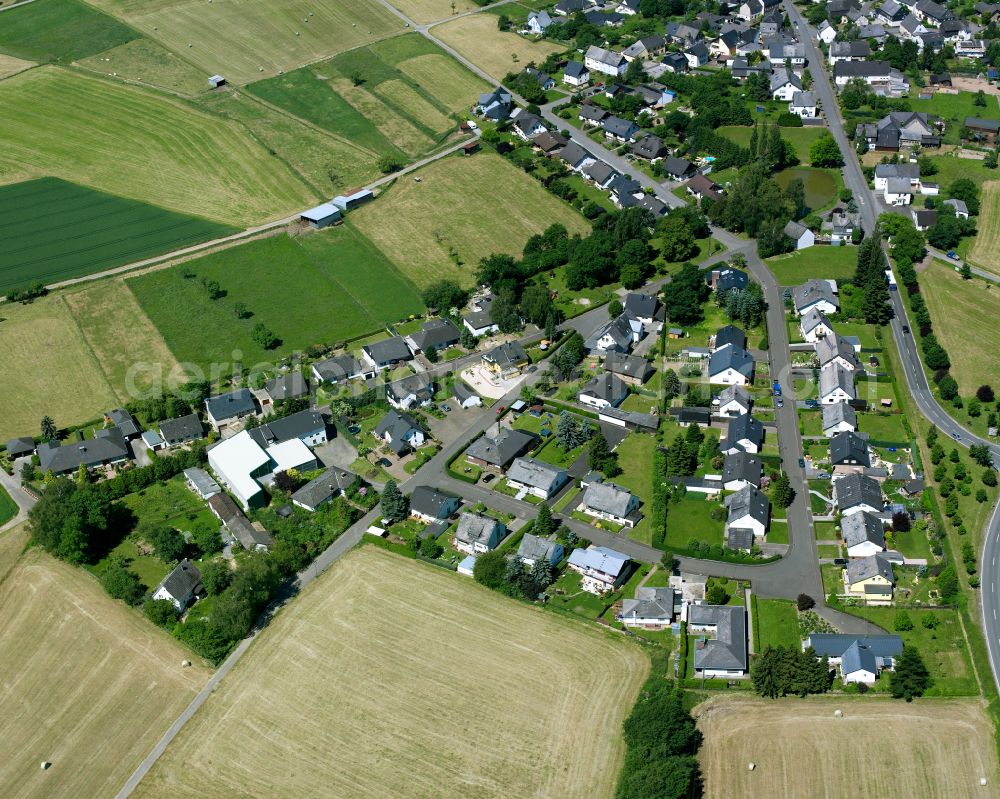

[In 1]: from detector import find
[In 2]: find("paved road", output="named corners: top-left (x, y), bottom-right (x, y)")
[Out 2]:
top-left (788, 0), bottom-right (1000, 688)
top-left (925, 245), bottom-right (1000, 284)
top-left (0, 465), bottom-right (35, 532)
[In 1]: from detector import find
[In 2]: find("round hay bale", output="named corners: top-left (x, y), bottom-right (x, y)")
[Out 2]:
top-left (181, 660), bottom-right (192, 668)
top-left (981, 777), bottom-right (988, 786)
top-left (41, 762), bottom-right (51, 770)
top-left (748, 763), bottom-right (755, 771)
top-left (834, 709), bottom-right (843, 718)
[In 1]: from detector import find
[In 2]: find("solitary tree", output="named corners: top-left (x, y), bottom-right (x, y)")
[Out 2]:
top-left (380, 480), bottom-right (409, 524)
top-left (771, 472), bottom-right (794, 509)
top-left (890, 646), bottom-right (931, 701)
top-left (797, 593), bottom-right (815, 611)
top-left (40, 415), bottom-right (56, 442)
top-left (535, 502), bottom-right (555, 537)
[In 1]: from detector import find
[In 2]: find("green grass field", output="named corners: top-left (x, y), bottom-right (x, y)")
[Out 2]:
top-left (75, 38), bottom-right (211, 96)
top-left (766, 245), bottom-right (857, 286)
top-left (0, 485), bottom-right (17, 527)
top-left (249, 35), bottom-right (487, 161)
top-left (89, 0), bottom-right (405, 84)
top-left (755, 597), bottom-right (800, 650)
top-left (920, 260), bottom-right (1000, 391)
top-left (909, 90), bottom-right (1000, 144)
top-left (0, 178), bottom-right (234, 292)
top-left (351, 152), bottom-right (589, 288)
top-left (0, 0), bottom-right (138, 63)
top-left (0, 68), bottom-right (314, 226)
top-left (128, 229), bottom-right (422, 371)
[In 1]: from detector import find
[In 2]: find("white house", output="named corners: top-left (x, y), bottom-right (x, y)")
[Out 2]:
top-left (152, 559), bottom-right (202, 610)
top-left (205, 388), bottom-right (257, 432)
top-left (567, 545), bottom-right (631, 594)
top-left (784, 220), bottom-right (815, 250)
top-left (804, 634), bottom-right (903, 685)
top-left (789, 90), bottom-right (818, 118)
top-left (578, 372), bottom-right (630, 410)
top-left (585, 45), bottom-right (628, 77)
top-left (453, 512), bottom-right (507, 555)
top-left (834, 473), bottom-right (884, 517)
top-left (771, 69), bottom-right (802, 101)
top-left (506, 457), bottom-right (569, 499)
top-left (374, 410), bottom-right (425, 456)
top-left (526, 9), bottom-right (553, 33)
top-left (725, 484), bottom-right (770, 539)
top-left (822, 402), bottom-right (858, 437)
top-left (816, 20), bottom-right (838, 44)
top-left (708, 344), bottom-right (754, 386)
top-left (517, 533), bottom-right (565, 567)
top-left (563, 60), bottom-right (590, 86)
top-left (819, 363), bottom-right (857, 405)
top-left (843, 511), bottom-right (886, 557)
top-left (793, 279), bottom-right (839, 316)
top-left (689, 604), bottom-right (748, 677)
top-left (579, 482), bottom-right (642, 527)
top-left (207, 431), bottom-right (271, 510)
top-left (619, 586), bottom-right (676, 629)
top-left (716, 384), bottom-right (753, 417)
top-left (799, 308), bottom-right (834, 343)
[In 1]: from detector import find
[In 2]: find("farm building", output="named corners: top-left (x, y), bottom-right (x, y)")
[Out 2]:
top-left (208, 75), bottom-right (226, 88)
top-left (332, 189), bottom-right (374, 212)
top-left (300, 203), bottom-right (342, 229)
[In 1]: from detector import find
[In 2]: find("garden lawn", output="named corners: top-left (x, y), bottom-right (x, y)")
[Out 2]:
top-left (350, 153), bottom-right (589, 289)
top-left (605, 432), bottom-right (655, 544)
top-left (128, 232), bottom-right (418, 372)
top-left (857, 412), bottom-right (910, 445)
top-left (919, 260), bottom-right (1000, 391)
top-left (908, 91), bottom-right (1000, 144)
top-left (0, 0), bottom-right (138, 63)
top-left (0, 67), bottom-right (313, 226)
top-left (755, 598), bottom-right (800, 650)
top-left (664, 495), bottom-right (724, 550)
top-left (766, 245), bottom-right (857, 285)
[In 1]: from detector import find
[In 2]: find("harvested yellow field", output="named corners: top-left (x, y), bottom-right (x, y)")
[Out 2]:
top-left (389, 0), bottom-right (478, 24)
top-left (352, 152), bottom-right (590, 288)
top-left (0, 67), bottom-right (314, 225)
top-left (63, 280), bottom-right (181, 403)
top-left (433, 13), bottom-right (563, 81)
top-left (134, 546), bottom-right (649, 799)
top-left (0, 524), bottom-right (212, 799)
top-left (0, 293), bottom-right (118, 441)
top-left (968, 180), bottom-right (1000, 276)
top-left (695, 695), bottom-right (998, 799)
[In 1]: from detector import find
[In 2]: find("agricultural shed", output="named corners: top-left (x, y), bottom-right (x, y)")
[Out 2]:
top-left (300, 203), bottom-right (342, 229)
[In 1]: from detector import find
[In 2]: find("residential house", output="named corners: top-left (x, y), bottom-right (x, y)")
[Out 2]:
top-left (619, 0), bottom-right (641, 13)
top-left (833, 61), bottom-right (906, 95)
top-left (553, 0), bottom-right (588, 14)
top-left (482, 341), bottom-right (529, 378)
top-left (842, 511), bottom-right (886, 557)
top-left (956, 39), bottom-right (987, 59)
top-left (766, 40), bottom-right (806, 67)
top-left (913, 0), bottom-right (952, 23)
top-left (900, 13), bottom-right (929, 40)
top-left (624, 292), bottom-right (660, 326)
top-left (800, 308), bottom-right (835, 343)
top-left (804, 634), bottom-right (903, 684)
top-left (708, 344), bottom-right (754, 385)
top-left (662, 52), bottom-right (689, 73)
top-left (619, 586), bottom-right (676, 629)
top-left (788, 90), bottom-right (818, 119)
top-left (671, 406), bottom-right (712, 428)
top-left (630, 133), bottom-right (667, 160)
top-left (37, 427), bottom-right (130, 476)
top-left (714, 324), bottom-right (746, 352)
top-left (533, 131), bottom-right (568, 154)
top-left (667, 22), bottom-right (702, 46)
top-left (722, 451), bottom-right (763, 491)
top-left (517, 533), bottom-right (565, 567)
top-left (586, 312), bottom-right (642, 354)
top-left (385, 375), bottom-right (434, 411)
top-left (184, 467), bottom-right (220, 499)
top-left (408, 486), bottom-right (461, 524)
top-left (771, 69), bottom-right (802, 101)
top-left (819, 363), bottom-right (857, 405)
top-left (506, 457), bottom-right (569, 499)
top-left (738, 0), bottom-right (780, 20)
top-left (152, 560), bottom-right (202, 611)
top-left (857, 113), bottom-right (940, 152)
top-left (725, 484), bottom-right (770, 538)
top-left (689, 604), bottom-right (748, 677)
top-left (140, 428), bottom-right (165, 453)
top-left (622, 35), bottom-right (666, 61)
top-left (707, 267), bottom-right (748, 293)
top-left (876, 1), bottom-right (908, 25)
top-left (291, 466), bottom-right (357, 512)
top-left (884, 176), bottom-right (915, 206)
top-left (720, 412), bottom-right (764, 454)
top-left (578, 372), bottom-right (630, 409)
top-left (375, 410), bottom-right (425, 456)
top-left (405, 318), bottom-right (460, 353)
top-left (685, 174), bottom-right (723, 203)
top-left (311, 354), bottom-right (364, 384)
top-left (463, 307), bottom-right (499, 337)
top-left (661, 155), bottom-right (696, 180)
top-left (452, 382), bottom-right (482, 409)
top-left (817, 334), bottom-right (862, 372)
top-left (159, 413), bottom-right (204, 447)
top-left (823, 402), bottom-right (858, 437)
top-left (830, 430), bottom-right (871, 472)
top-left (205, 388), bottom-right (257, 432)
top-left (361, 337), bottom-right (412, 371)
top-left (784, 220), bottom-right (815, 250)
top-left (874, 163), bottom-right (920, 191)
top-left (603, 115), bottom-right (640, 142)
top-left (603, 352), bottom-right (653, 385)
top-left (834, 473), bottom-right (884, 516)
top-left (578, 104), bottom-right (609, 127)
top-left (760, 8), bottom-right (783, 37)
top-left (511, 111), bottom-right (547, 141)
top-left (5, 436), bottom-right (35, 460)
top-left (582, 160), bottom-right (619, 189)
top-left (844, 553), bottom-right (895, 603)
top-left (716, 384), bottom-right (753, 417)
top-left (476, 87), bottom-right (513, 121)
top-left (207, 491), bottom-right (273, 550)
top-left (943, 198), bottom-right (969, 218)
top-left (465, 427), bottom-right (535, 472)
top-left (585, 45), bottom-right (628, 76)
top-left (609, 174), bottom-right (643, 208)
top-left (248, 409), bottom-right (327, 449)
top-left (966, 117), bottom-right (1000, 144)
top-left (793, 279), bottom-right (839, 316)
top-left (563, 60), bottom-right (590, 86)
top-left (105, 408), bottom-right (140, 439)
top-left (816, 20), bottom-right (838, 44)
top-left (579, 482), bottom-right (642, 527)
top-left (453, 512), bottom-right (507, 555)
top-left (685, 42), bottom-right (711, 69)
top-left (828, 41), bottom-right (871, 67)
top-left (584, 9), bottom-right (623, 27)
top-left (526, 9), bottom-right (554, 33)
top-left (567, 545), bottom-right (631, 593)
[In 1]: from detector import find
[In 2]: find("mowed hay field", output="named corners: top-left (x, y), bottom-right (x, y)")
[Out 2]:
top-left (389, 0), bottom-right (479, 24)
top-left (0, 295), bottom-right (119, 441)
top-left (134, 547), bottom-right (649, 799)
top-left (432, 13), bottom-right (563, 81)
top-left (0, 523), bottom-right (213, 799)
top-left (968, 180), bottom-right (1000, 275)
top-left (75, 38), bottom-right (212, 96)
top-left (128, 231), bottom-right (422, 371)
top-left (0, 178), bottom-right (234, 293)
top-left (90, 0), bottom-right (405, 84)
top-left (920, 260), bottom-right (1000, 391)
top-left (352, 153), bottom-right (590, 288)
top-left (0, 0), bottom-right (138, 63)
top-left (0, 68), bottom-right (313, 225)
top-left (249, 35), bottom-right (488, 161)
top-left (695, 695), bottom-right (998, 799)
top-left (0, 54), bottom-right (35, 80)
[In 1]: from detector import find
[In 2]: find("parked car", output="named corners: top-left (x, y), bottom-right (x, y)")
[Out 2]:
top-left (776, 397), bottom-right (784, 407)
top-left (833, 558), bottom-right (848, 566)
top-left (798, 457), bottom-right (806, 467)
top-left (496, 405), bottom-right (505, 414)
top-left (946, 250), bottom-right (959, 260)
top-left (805, 399), bottom-right (819, 408)
top-left (483, 473), bottom-right (494, 483)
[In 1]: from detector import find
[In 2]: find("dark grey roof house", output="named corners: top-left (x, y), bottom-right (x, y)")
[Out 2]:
top-left (105, 408), bottom-right (140, 438)
top-left (5, 437), bottom-right (36, 459)
top-left (834, 473), bottom-right (884, 515)
top-left (578, 372), bottom-right (630, 409)
top-left (714, 324), bottom-right (746, 351)
top-left (409, 486), bottom-right (462, 521)
top-left (465, 427), bottom-right (536, 471)
top-left (311, 354), bottom-right (363, 384)
top-left (362, 337), bottom-right (413, 369)
top-left (720, 412), bottom-right (763, 453)
top-left (830, 430), bottom-right (871, 467)
top-left (37, 427), bottom-right (130, 476)
top-left (248, 409), bottom-right (326, 448)
top-left (152, 559), bottom-right (202, 610)
top-left (689, 604), bottom-right (748, 675)
top-left (159, 413), bottom-right (204, 447)
top-left (291, 466), bottom-right (358, 511)
top-left (603, 352), bottom-right (653, 384)
top-left (205, 388), bottom-right (257, 430)
top-left (265, 371), bottom-right (309, 403)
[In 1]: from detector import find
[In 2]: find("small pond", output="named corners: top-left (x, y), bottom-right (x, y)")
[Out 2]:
top-left (774, 168), bottom-right (837, 211)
